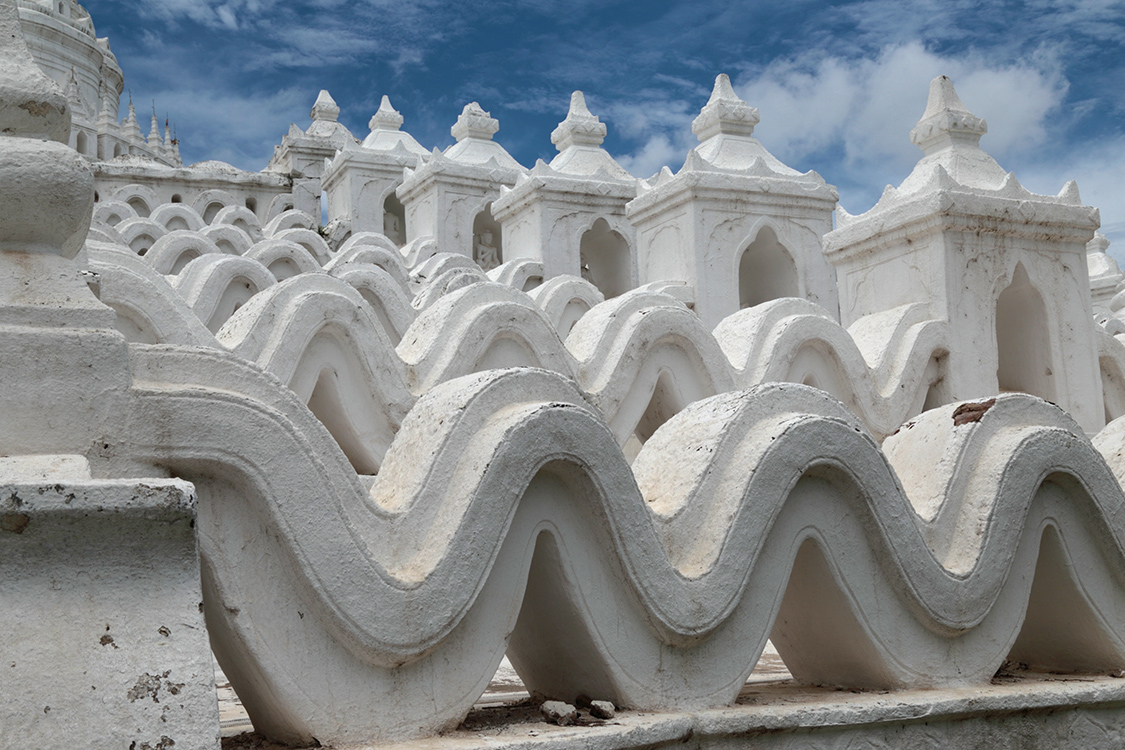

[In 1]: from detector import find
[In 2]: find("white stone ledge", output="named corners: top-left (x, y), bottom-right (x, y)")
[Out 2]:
top-left (339, 676), bottom-right (1125, 750)
top-left (0, 464), bottom-right (219, 750)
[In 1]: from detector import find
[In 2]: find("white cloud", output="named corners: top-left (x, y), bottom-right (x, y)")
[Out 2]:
top-left (215, 4), bottom-right (237, 29)
top-left (610, 39), bottom-right (1117, 249)
top-left (617, 133), bottom-right (687, 180)
top-left (740, 42), bottom-right (1068, 178)
top-left (1017, 135), bottom-right (1125, 265)
top-left (603, 95), bottom-right (698, 179)
top-left (136, 0), bottom-right (277, 28)
top-left (158, 85), bottom-right (309, 169)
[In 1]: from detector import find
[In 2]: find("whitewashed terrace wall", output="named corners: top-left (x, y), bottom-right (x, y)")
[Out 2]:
top-left (8, 3), bottom-right (1125, 748)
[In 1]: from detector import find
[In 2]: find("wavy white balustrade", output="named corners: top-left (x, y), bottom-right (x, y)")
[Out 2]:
top-left (488, 257), bottom-right (545, 291)
top-left (145, 230), bottom-right (225, 274)
top-left (86, 222), bottom-right (953, 470)
top-left (174, 253), bottom-right (279, 333)
top-left (527, 274), bottom-right (603, 335)
top-left (1096, 329), bottom-right (1125, 422)
top-left (86, 242), bottom-right (218, 347)
top-left (715, 298), bottom-right (950, 438)
top-left (245, 238), bottom-right (324, 279)
top-left (117, 350), bottom-right (1125, 745)
top-left (399, 282), bottom-right (579, 392)
top-left (83, 199), bottom-right (959, 471)
top-left (329, 263), bottom-right (415, 345)
top-left (263, 207), bottom-right (318, 236)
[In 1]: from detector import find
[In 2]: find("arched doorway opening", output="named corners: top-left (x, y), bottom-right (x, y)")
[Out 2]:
top-left (579, 218), bottom-right (631, 298)
top-left (738, 226), bottom-right (799, 309)
top-left (126, 196), bottom-right (150, 218)
top-left (383, 191), bottom-right (406, 247)
top-left (996, 262), bottom-right (1054, 401)
top-left (203, 201), bottom-right (225, 224)
top-left (472, 203), bottom-right (502, 271)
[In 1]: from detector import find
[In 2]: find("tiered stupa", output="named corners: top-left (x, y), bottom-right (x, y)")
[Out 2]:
top-left (322, 95), bottom-right (429, 244)
top-left (825, 76), bottom-right (1103, 431)
top-left (492, 91), bottom-right (637, 297)
top-left (626, 74), bottom-right (840, 328)
top-left (397, 102), bottom-right (526, 265)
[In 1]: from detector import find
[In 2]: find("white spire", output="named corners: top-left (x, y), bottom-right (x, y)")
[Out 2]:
top-left (361, 95), bottom-right (428, 156)
top-left (310, 89), bottom-right (340, 123)
top-left (546, 90), bottom-right (632, 180)
top-left (909, 75), bottom-right (988, 156)
top-left (125, 96), bottom-right (141, 144)
top-left (65, 68), bottom-right (80, 110)
top-left (691, 73), bottom-right (759, 142)
top-left (147, 104), bottom-right (161, 146)
top-left (369, 95), bottom-right (404, 132)
top-left (550, 90), bottom-right (607, 152)
top-left (450, 102), bottom-right (499, 142)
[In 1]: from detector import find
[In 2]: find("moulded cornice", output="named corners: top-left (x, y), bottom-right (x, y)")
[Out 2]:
top-left (93, 160), bottom-right (291, 189)
top-left (626, 168), bottom-right (838, 222)
top-left (396, 159), bottom-right (520, 203)
top-left (825, 190), bottom-right (1100, 263)
top-left (490, 172), bottom-right (635, 221)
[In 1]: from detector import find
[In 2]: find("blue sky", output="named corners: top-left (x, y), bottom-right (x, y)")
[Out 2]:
top-left (85, 0), bottom-right (1125, 254)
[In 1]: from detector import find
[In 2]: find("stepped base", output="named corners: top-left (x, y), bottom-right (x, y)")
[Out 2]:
top-left (304, 673), bottom-right (1125, 750)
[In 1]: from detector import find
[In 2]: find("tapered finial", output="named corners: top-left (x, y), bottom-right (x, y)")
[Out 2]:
top-left (691, 73), bottom-right (759, 141)
top-left (369, 95), bottom-right (404, 132)
top-left (451, 102), bottom-right (499, 142)
top-left (551, 90), bottom-right (607, 151)
top-left (909, 76), bottom-right (988, 154)
top-left (311, 90), bottom-right (340, 123)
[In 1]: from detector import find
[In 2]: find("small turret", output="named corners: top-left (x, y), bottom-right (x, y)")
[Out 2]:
top-left (360, 95), bottom-right (428, 155)
top-left (124, 93), bottom-right (140, 145)
top-left (146, 102), bottom-right (160, 147)
top-left (171, 122), bottom-right (181, 163)
top-left (909, 75), bottom-right (988, 155)
top-left (65, 68), bottom-right (81, 112)
top-left (369, 95), bottom-right (403, 132)
top-left (550, 91), bottom-right (606, 151)
top-left (96, 80), bottom-right (114, 129)
top-left (310, 89), bottom-right (340, 124)
top-left (162, 116), bottom-right (173, 157)
top-left (625, 72), bottom-right (838, 327)
top-left (691, 73), bottom-right (759, 141)
top-left (450, 102), bottom-right (500, 143)
top-left (823, 75), bottom-right (1103, 432)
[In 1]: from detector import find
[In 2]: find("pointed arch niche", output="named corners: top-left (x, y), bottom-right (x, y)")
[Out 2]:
top-left (996, 262), bottom-right (1055, 402)
top-left (472, 203), bottom-right (503, 271)
top-left (383, 190), bottom-right (407, 247)
top-left (580, 218), bottom-right (631, 299)
top-left (738, 226), bottom-right (798, 309)
top-left (126, 196), bottom-right (151, 218)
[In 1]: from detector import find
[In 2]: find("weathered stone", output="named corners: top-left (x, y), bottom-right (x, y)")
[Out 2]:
top-left (540, 701), bottom-right (578, 726)
top-left (8, 4), bottom-right (1125, 750)
top-left (576, 695), bottom-right (617, 720)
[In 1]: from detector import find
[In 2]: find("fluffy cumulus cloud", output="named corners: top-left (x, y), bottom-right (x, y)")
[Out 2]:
top-left (606, 95), bottom-right (700, 179)
top-left (1018, 134), bottom-right (1125, 251)
top-left (152, 85), bottom-right (309, 169)
top-left (612, 42), bottom-right (1070, 199)
top-left (86, 0), bottom-right (1125, 257)
top-left (737, 42), bottom-right (1069, 202)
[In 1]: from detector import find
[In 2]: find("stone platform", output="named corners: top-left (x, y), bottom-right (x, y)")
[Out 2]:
top-left (219, 657), bottom-right (1125, 749)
